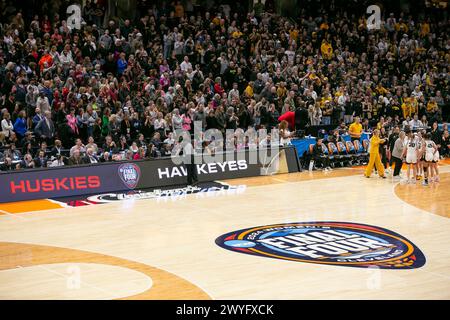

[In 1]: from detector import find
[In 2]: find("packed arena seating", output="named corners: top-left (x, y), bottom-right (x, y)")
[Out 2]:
top-left (0, 0), bottom-right (449, 172)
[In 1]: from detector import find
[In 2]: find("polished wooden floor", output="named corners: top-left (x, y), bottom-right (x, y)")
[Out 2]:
top-left (0, 162), bottom-right (449, 299)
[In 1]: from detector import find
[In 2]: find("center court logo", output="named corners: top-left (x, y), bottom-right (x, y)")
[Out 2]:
top-left (118, 163), bottom-right (141, 189)
top-left (216, 222), bottom-right (425, 269)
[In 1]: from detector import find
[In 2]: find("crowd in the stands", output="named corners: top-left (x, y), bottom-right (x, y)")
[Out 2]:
top-left (0, 0), bottom-right (449, 171)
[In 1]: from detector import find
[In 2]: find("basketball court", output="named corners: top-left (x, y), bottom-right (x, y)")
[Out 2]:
top-left (0, 161), bottom-right (449, 300)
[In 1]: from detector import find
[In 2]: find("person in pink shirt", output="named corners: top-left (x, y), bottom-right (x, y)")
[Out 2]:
top-left (66, 108), bottom-right (79, 136)
top-left (159, 72), bottom-right (170, 90)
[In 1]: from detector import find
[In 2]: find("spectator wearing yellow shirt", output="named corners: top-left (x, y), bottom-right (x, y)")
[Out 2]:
top-left (334, 86), bottom-right (344, 100)
top-left (276, 83), bottom-right (287, 101)
top-left (320, 22), bottom-right (329, 31)
top-left (349, 117), bottom-right (363, 142)
top-left (320, 92), bottom-right (331, 106)
top-left (174, 1), bottom-right (184, 18)
top-left (376, 116), bottom-right (386, 130)
top-left (395, 19), bottom-right (409, 33)
top-left (320, 39), bottom-right (333, 60)
top-left (375, 84), bottom-right (388, 96)
top-left (289, 24), bottom-right (299, 43)
top-left (245, 82), bottom-right (254, 98)
top-left (420, 21), bottom-right (430, 38)
top-left (231, 28), bottom-right (243, 39)
top-left (212, 15), bottom-right (221, 26)
top-left (401, 97), bottom-right (413, 119)
top-left (410, 97), bottom-right (419, 115)
top-left (426, 97), bottom-right (438, 114)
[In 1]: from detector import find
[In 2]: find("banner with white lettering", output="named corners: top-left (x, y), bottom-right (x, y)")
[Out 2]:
top-left (0, 147), bottom-right (299, 203)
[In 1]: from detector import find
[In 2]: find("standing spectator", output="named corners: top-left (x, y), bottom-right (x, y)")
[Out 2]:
top-left (117, 52), bottom-right (128, 76)
top-left (36, 92), bottom-right (50, 115)
top-left (66, 108), bottom-right (79, 137)
top-left (311, 103), bottom-right (322, 126)
top-left (1, 113), bottom-right (14, 140)
top-left (34, 110), bottom-right (55, 144)
top-left (13, 110), bottom-right (27, 140)
top-left (172, 108), bottom-right (183, 131)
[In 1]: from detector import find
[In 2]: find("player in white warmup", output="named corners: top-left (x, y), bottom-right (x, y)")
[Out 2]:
top-left (430, 136), bottom-right (440, 183)
top-left (421, 133), bottom-right (437, 186)
top-left (416, 131), bottom-right (425, 181)
top-left (402, 131), bottom-right (419, 184)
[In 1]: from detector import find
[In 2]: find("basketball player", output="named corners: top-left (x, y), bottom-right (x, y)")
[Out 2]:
top-left (416, 130), bottom-right (425, 181)
top-left (430, 139), bottom-right (440, 183)
top-left (364, 129), bottom-right (386, 179)
top-left (402, 131), bottom-right (419, 184)
top-left (421, 133), bottom-right (437, 186)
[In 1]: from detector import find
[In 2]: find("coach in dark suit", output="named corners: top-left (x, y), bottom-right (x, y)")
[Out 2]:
top-left (34, 111), bottom-right (55, 144)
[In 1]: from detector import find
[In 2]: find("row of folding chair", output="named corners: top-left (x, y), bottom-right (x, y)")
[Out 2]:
top-left (307, 139), bottom-right (370, 170)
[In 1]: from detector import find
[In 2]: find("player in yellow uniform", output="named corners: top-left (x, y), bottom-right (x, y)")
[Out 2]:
top-left (365, 129), bottom-right (387, 178)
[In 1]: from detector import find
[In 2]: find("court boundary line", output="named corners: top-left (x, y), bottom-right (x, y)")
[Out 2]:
top-left (389, 171), bottom-right (450, 282)
top-left (0, 209), bottom-right (27, 220)
top-left (391, 166), bottom-right (450, 221)
top-left (0, 263), bottom-right (153, 300)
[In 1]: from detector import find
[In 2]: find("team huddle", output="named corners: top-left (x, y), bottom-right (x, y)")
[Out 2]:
top-left (403, 130), bottom-right (440, 186)
top-left (364, 127), bottom-right (440, 186)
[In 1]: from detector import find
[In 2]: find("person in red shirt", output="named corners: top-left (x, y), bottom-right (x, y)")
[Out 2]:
top-left (133, 147), bottom-right (147, 160)
top-left (278, 111), bottom-right (296, 131)
top-left (38, 50), bottom-right (53, 72)
top-left (214, 77), bottom-right (225, 95)
top-left (51, 28), bottom-right (63, 45)
top-left (41, 15), bottom-right (52, 34)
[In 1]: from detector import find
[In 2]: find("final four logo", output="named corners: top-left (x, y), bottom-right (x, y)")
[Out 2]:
top-left (216, 222), bottom-right (425, 269)
top-left (118, 163), bottom-right (141, 189)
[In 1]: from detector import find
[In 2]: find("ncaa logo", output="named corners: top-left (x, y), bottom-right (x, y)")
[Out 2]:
top-left (216, 222), bottom-right (425, 269)
top-left (118, 163), bottom-right (141, 189)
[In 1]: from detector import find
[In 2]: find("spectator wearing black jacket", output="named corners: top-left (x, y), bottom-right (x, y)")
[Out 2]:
top-left (102, 135), bottom-right (118, 154)
top-left (238, 105), bottom-right (254, 130)
top-left (33, 149), bottom-right (48, 168)
top-left (19, 153), bottom-right (36, 169)
top-left (441, 130), bottom-right (450, 157)
top-left (430, 122), bottom-right (442, 147)
top-left (51, 139), bottom-right (64, 157)
top-left (206, 109), bottom-right (219, 130)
